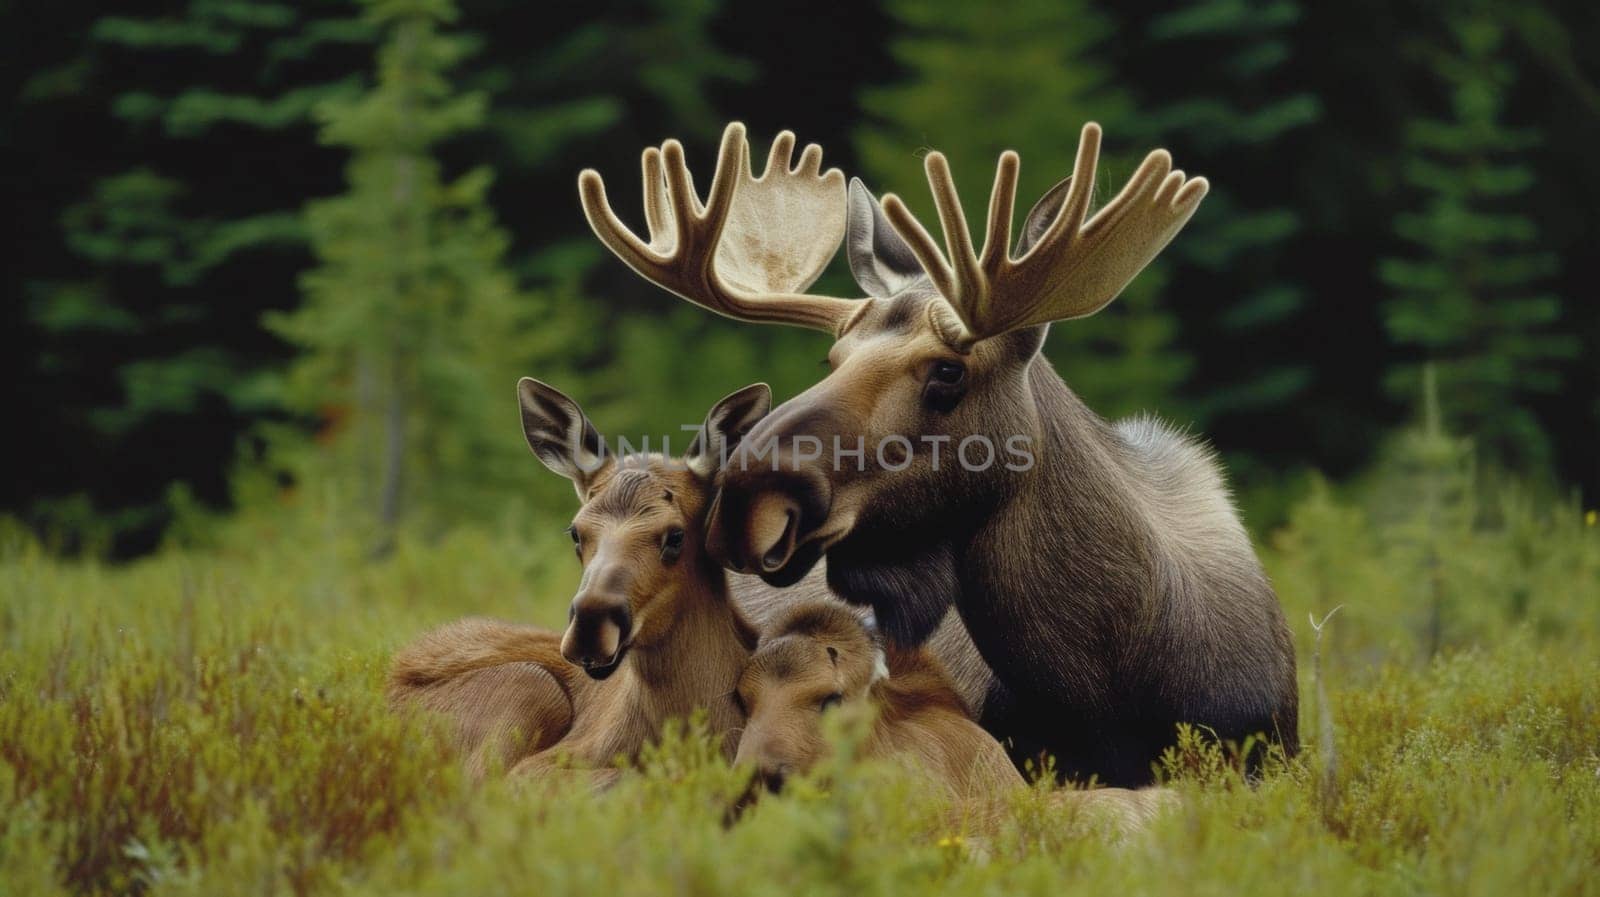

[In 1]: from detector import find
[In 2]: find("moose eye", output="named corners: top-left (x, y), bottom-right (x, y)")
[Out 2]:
top-left (923, 360), bottom-right (968, 413)
top-left (566, 525), bottom-right (581, 558)
top-left (819, 692), bottom-right (843, 712)
top-left (931, 361), bottom-right (965, 384)
top-left (661, 527), bottom-right (686, 564)
top-left (731, 690), bottom-right (749, 716)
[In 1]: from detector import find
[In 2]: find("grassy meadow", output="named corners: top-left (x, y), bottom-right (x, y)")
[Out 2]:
top-left (2, 477), bottom-right (1597, 897)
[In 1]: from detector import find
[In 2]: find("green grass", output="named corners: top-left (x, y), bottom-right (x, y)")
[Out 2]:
top-left (2, 481), bottom-right (1597, 897)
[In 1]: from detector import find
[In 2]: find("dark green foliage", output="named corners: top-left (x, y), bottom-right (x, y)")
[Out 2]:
top-left (1124, 0), bottom-right (1321, 439)
top-left (1378, 10), bottom-right (1577, 470)
top-left (10, 0), bottom-right (373, 553)
top-left (1100, 0), bottom-right (1324, 489)
top-left (267, 0), bottom-right (578, 546)
top-left (4, 0), bottom-right (1598, 547)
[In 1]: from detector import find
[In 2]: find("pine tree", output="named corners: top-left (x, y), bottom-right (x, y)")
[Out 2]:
top-left (12, 0), bottom-right (741, 552)
top-left (1379, 10), bottom-right (1575, 470)
top-left (55, 2), bottom-right (376, 432)
top-left (1121, 0), bottom-right (1322, 456)
top-left (17, 1), bottom-right (375, 552)
top-left (855, 0), bottom-right (1189, 420)
top-left (1367, 365), bottom-right (1477, 656)
top-left (268, 0), bottom-right (563, 549)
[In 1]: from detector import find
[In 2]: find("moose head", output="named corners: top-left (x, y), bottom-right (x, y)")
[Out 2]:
top-left (517, 378), bottom-right (770, 678)
top-left (577, 123), bottom-right (1206, 635)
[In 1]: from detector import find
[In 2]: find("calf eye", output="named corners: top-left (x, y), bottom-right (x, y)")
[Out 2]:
top-left (923, 360), bottom-right (968, 413)
top-left (661, 527), bottom-right (686, 564)
top-left (819, 692), bottom-right (843, 712)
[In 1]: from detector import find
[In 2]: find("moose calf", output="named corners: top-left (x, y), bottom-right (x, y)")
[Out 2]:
top-left (734, 600), bottom-right (1175, 835)
top-left (388, 381), bottom-right (772, 780)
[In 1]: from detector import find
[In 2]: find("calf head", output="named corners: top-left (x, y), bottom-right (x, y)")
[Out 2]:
top-left (517, 378), bottom-right (770, 679)
top-left (733, 601), bottom-right (885, 791)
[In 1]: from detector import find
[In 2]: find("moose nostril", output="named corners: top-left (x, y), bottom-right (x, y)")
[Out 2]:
top-left (760, 768), bottom-right (787, 793)
top-left (747, 492), bottom-right (802, 573)
top-left (561, 595), bottom-right (630, 669)
top-left (762, 509), bottom-right (798, 572)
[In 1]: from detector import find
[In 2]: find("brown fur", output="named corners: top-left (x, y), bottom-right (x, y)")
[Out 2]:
top-left (735, 601), bottom-right (1174, 835)
top-left (388, 384), bottom-right (770, 782)
top-left (576, 123), bottom-right (1297, 788)
top-left (713, 223), bottom-right (1299, 787)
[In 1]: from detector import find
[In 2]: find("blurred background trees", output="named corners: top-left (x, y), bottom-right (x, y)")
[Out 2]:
top-left (1378, 10), bottom-right (1576, 472)
top-left (4, 0), bottom-right (1597, 555)
top-left (267, 0), bottom-right (553, 552)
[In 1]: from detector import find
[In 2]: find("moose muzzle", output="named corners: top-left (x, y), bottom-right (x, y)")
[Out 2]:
top-left (707, 396), bottom-right (855, 584)
top-left (708, 467), bottom-right (833, 585)
top-left (561, 591), bottom-right (632, 680)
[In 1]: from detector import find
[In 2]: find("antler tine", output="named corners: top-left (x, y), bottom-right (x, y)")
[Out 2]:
top-left (640, 146), bottom-right (673, 251)
top-left (577, 122), bottom-right (858, 333)
top-left (578, 163), bottom-right (659, 276)
top-left (925, 152), bottom-right (983, 312)
top-left (879, 122), bottom-right (1209, 350)
top-left (881, 182), bottom-right (956, 302)
top-left (764, 130), bottom-right (796, 177)
top-left (979, 150), bottom-right (1021, 270)
top-left (1029, 122), bottom-right (1102, 259)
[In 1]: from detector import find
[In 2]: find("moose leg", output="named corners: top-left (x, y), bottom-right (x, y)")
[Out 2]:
top-left (507, 752), bottom-right (623, 792)
top-left (405, 662), bottom-right (573, 780)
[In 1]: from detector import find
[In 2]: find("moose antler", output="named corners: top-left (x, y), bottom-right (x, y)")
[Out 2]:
top-left (879, 122), bottom-right (1209, 350)
top-left (578, 123), bottom-right (858, 333)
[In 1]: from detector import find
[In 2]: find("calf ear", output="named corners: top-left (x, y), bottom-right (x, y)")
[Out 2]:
top-left (687, 383), bottom-right (771, 478)
top-left (517, 378), bottom-right (610, 497)
top-left (1015, 176), bottom-right (1075, 256)
top-left (846, 178), bottom-right (926, 297)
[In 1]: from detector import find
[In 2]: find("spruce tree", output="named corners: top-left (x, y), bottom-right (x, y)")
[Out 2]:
top-left (1122, 0), bottom-right (1321, 460)
top-left (268, 0), bottom-right (562, 549)
top-left (18, 1), bottom-right (374, 551)
top-left (1379, 10), bottom-right (1575, 470)
top-left (57, 1), bottom-right (375, 432)
top-left (855, 0), bottom-right (1189, 420)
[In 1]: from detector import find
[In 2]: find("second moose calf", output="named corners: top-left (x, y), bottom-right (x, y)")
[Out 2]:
top-left (734, 600), bottom-right (1176, 836)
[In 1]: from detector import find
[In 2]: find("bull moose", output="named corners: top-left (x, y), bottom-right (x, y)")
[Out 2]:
top-left (576, 122), bottom-right (1299, 785)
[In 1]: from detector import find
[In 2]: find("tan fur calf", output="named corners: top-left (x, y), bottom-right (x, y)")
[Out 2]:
top-left (733, 600), bottom-right (1175, 834)
top-left (388, 382), bottom-right (771, 782)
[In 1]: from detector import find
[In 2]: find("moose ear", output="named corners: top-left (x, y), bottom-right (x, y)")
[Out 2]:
top-left (1015, 175), bottom-right (1076, 256)
top-left (688, 383), bottom-right (771, 478)
top-left (517, 378), bottom-right (610, 497)
top-left (846, 178), bottom-right (926, 297)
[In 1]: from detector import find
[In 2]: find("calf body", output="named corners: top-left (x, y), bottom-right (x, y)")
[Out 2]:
top-left (735, 601), bottom-right (1175, 835)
